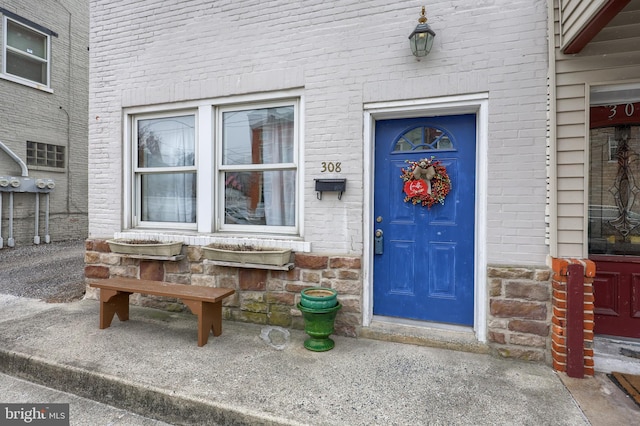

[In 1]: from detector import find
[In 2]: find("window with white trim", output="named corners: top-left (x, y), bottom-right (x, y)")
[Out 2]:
top-left (134, 113), bottom-right (197, 227)
top-left (3, 16), bottom-right (50, 86)
top-left (130, 99), bottom-right (299, 235)
top-left (220, 104), bottom-right (297, 232)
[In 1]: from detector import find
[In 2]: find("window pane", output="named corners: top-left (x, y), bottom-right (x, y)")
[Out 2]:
top-left (223, 106), bottom-right (294, 165)
top-left (6, 51), bottom-right (46, 84)
top-left (393, 126), bottom-right (455, 152)
top-left (589, 125), bottom-right (640, 255)
top-left (7, 21), bottom-right (46, 59)
top-left (138, 115), bottom-right (195, 167)
top-left (224, 170), bottom-right (295, 226)
top-left (141, 173), bottom-right (196, 223)
top-left (403, 127), bottom-right (422, 145)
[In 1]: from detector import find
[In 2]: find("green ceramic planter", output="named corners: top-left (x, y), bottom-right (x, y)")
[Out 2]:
top-left (297, 302), bottom-right (341, 352)
top-left (300, 287), bottom-right (338, 309)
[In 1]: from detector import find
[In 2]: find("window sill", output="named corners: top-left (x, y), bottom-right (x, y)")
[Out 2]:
top-left (114, 231), bottom-right (311, 253)
top-left (0, 74), bottom-right (53, 93)
top-left (27, 165), bottom-right (66, 173)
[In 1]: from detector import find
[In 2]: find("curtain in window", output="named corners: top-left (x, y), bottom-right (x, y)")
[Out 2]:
top-left (138, 116), bottom-right (196, 223)
top-left (260, 110), bottom-right (294, 226)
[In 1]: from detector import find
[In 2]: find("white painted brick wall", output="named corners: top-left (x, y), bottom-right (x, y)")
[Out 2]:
top-left (89, 0), bottom-right (549, 264)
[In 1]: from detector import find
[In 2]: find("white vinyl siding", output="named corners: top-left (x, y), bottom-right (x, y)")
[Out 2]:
top-left (558, 0), bottom-right (608, 50)
top-left (553, 0), bottom-right (640, 257)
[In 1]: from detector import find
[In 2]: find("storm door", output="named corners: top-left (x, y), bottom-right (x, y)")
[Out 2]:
top-left (589, 102), bottom-right (640, 338)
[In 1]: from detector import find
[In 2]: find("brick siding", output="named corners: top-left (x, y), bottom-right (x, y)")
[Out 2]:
top-left (550, 258), bottom-right (596, 376)
top-left (0, 0), bottom-right (89, 245)
top-left (88, 0), bottom-right (549, 263)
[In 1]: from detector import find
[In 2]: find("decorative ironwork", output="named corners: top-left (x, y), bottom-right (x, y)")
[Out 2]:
top-left (609, 125), bottom-right (640, 236)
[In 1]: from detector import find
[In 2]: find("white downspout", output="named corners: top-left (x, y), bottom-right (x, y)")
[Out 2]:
top-left (45, 193), bottom-right (51, 243)
top-left (8, 192), bottom-right (15, 247)
top-left (34, 193), bottom-right (40, 245)
top-left (546, 0), bottom-right (558, 261)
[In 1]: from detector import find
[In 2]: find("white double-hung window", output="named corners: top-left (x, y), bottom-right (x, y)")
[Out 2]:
top-left (219, 103), bottom-right (297, 233)
top-left (129, 98), bottom-right (299, 235)
top-left (3, 16), bottom-right (50, 87)
top-left (134, 113), bottom-right (197, 228)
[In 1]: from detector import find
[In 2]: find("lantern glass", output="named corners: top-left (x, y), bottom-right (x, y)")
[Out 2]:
top-left (410, 31), bottom-right (435, 57)
top-left (408, 7), bottom-right (436, 58)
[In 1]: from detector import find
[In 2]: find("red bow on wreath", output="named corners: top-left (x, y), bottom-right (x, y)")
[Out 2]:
top-left (400, 157), bottom-right (451, 208)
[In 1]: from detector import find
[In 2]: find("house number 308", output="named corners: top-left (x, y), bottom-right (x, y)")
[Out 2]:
top-left (321, 162), bottom-right (341, 172)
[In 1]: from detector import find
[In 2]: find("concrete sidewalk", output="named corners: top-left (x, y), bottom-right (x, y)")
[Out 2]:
top-left (0, 294), bottom-right (590, 425)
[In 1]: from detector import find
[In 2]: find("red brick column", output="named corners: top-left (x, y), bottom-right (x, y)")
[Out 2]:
top-left (550, 258), bottom-right (596, 377)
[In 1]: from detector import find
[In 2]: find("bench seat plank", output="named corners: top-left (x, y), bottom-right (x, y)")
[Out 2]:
top-left (89, 278), bottom-right (235, 346)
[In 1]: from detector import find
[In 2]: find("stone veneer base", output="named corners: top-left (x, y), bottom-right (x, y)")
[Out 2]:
top-left (86, 239), bottom-right (555, 362)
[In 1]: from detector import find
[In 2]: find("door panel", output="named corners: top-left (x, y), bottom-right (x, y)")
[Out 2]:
top-left (373, 115), bottom-right (476, 325)
top-left (632, 273), bottom-right (640, 319)
top-left (593, 270), bottom-right (620, 317)
top-left (592, 259), bottom-right (640, 337)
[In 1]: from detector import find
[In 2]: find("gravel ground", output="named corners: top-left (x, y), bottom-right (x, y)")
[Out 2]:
top-left (0, 239), bottom-right (85, 303)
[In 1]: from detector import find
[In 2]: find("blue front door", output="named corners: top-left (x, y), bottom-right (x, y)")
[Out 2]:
top-left (373, 115), bottom-right (476, 325)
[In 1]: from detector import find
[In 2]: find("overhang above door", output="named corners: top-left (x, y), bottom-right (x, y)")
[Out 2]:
top-left (560, 0), bottom-right (637, 54)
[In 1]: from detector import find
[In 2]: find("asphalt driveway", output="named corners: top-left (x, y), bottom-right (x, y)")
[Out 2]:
top-left (0, 239), bottom-right (85, 302)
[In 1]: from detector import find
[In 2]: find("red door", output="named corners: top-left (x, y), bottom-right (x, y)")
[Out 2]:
top-left (589, 104), bottom-right (640, 338)
top-left (591, 257), bottom-right (640, 338)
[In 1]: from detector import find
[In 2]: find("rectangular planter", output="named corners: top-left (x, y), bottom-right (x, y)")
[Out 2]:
top-left (203, 246), bottom-right (292, 266)
top-left (106, 239), bottom-right (184, 256)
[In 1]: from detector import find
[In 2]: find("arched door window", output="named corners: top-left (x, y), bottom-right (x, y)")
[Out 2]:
top-left (393, 126), bottom-right (455, 152)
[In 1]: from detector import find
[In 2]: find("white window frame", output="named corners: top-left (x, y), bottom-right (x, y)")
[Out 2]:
top-left (2, 16), bottom-right (52, 91)
top-left (125, 96), bottom-right (301, 237)
top-left (132, 109), bottom-right (199, 231)
top-left (216, 100), bottom-right (300, 235)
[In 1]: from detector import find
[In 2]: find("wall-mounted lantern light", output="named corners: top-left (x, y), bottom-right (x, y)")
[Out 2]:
top-left (409, 6), bottom-right (436, 58)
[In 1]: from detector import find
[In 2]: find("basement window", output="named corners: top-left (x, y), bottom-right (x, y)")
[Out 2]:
top-left (26, 141), bottom-right (65, 168)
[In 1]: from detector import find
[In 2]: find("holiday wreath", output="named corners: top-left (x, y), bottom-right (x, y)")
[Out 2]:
top-left (400, 157), bottom-right (451, 208)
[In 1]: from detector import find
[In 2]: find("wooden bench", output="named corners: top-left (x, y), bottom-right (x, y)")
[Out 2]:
top-left (89, 278), bottom-right (235, 347)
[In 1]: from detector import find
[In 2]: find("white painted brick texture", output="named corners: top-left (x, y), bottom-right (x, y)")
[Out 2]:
top-left (89, 0), bottom-right (548, 264)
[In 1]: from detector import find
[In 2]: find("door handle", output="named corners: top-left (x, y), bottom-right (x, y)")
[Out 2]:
top-left (374, 229), bottom-right (383, 254)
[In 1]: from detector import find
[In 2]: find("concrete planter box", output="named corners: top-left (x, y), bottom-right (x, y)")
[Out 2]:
top-left (107, 239), bottom-right (183, 256)
top-left (203, 245), bottom-right (292, 266)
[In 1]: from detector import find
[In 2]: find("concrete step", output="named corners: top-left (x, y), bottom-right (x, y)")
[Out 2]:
top-left (594, 335), bottom-right (640, 375)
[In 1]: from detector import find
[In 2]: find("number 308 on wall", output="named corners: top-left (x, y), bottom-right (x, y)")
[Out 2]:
top-left (321, 162), bottom-right (341, 173)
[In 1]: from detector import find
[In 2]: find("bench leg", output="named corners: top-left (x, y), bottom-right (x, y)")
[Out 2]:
top-left (99, 289), bottom-right (131, 329)
top-left (183, 300), bottom-right (223, 347)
